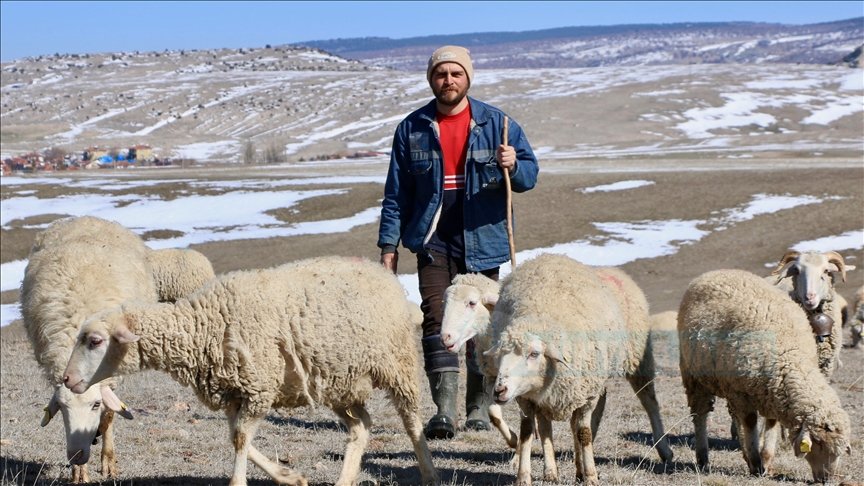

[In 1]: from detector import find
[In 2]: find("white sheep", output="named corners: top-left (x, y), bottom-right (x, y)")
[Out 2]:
top-left (441, 266), bottom-right (673, 482)
top-left (62, 256), bottom-right (438, 486)
top-left (678, 269), bottom-right (852, 482)
top-left (846, 285), bottom-right (864, 348)
top-left (146, 247), bottom-right (215, 302)
top-left (22, 216), bottom-right (156, 482)
top-left (485, 254), bottom-right (672, 486)
top-left (768, 250), bottom-right (855, 376)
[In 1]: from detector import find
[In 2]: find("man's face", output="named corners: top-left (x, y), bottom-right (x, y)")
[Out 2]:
top-left (430, 62), bottom-right (469, 107)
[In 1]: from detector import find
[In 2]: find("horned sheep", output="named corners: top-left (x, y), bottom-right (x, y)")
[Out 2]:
top-left (485, 254), bottom-right (672, 486)
top-left (62, 256), bottom-right (438, 486)
top-left (678, 269), bottom-right (852, 482)
top-left (768, 250), bottom-right (855, 376)
top-left (21, 216), bottom-right (157, 483)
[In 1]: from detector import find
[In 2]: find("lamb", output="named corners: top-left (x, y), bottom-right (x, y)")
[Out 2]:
top-left (678, 269), bottom-right (852, 482)
top-left (146, 247), bottom-right (215, 302)
top-left (768, 250), bottom-right (855, 376)
top-left (441, 266), bottom-right (673, 482)
top-left (485, 254), bottom-right (672, 486)
top-left (22, 216), bottom-right (157, 482)
top-left (62, 256), bottom-right (438, 486)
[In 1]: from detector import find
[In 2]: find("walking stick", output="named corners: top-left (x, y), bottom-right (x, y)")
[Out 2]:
top-left (502, 116), bottom-right (516, 266)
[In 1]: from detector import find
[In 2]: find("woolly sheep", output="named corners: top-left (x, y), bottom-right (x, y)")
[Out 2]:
top-left (678, 269), bottom-right (852, 482)
top-left (22, 216), bottom-right (155, 482)
top-left (62, 256), bottom-right (438, 486)
top-left (486, 254), bottom-right (672, 486)
top-left (768, 250), bottom-right (855, 376)
top-left (441, 267), bottom-right (673, 481)
top-left (847, 285), bottom-right (864, 348)
top-left (146, 247), bottom-right (215, 302)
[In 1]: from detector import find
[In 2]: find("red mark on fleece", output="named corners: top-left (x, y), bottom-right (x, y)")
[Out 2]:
top-left (600, 274), bottom-right (624, 292)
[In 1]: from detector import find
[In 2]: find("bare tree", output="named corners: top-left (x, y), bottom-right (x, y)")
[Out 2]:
top-left (243, 140), bottom-right (256, 165)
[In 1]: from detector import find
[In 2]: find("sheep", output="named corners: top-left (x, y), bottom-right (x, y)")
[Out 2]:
top-left (441, 267), bottom-right (673, 482)
top-left (146, 247), bottom-right (216, 302)
top-left (22, 216), bottom-right (157, 482)
top-left (768, 250), bottom-right (855, 377)
top-left (485, 254), bottom-right (672, 486)
top-left (846, 285), bottom-right (864, 348)
top-left (678, 269), bottom-right (852, 482)
top-left (61, 256), bottom-right (438, 486)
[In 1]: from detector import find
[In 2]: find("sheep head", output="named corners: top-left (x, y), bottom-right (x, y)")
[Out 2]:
top-left (41, 383), bottom-right (132, 465)
top-left (490, 331), bottom-right (568, 405)
top-left (63, 308), bottom-right (140, 395)
top-left (440, 273), bottom-right (499, 353)
top-left (771, 251), bottom-right (856, 310)
top-left (792, 417), bottom-right (852, 483)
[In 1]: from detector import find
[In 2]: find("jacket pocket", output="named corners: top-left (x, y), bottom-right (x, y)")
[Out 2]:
top-left (475, 155), bottom-right (501, 190)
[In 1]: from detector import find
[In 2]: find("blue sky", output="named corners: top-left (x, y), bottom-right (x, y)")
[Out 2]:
top-left (1, 1), bottom-right (862, 61)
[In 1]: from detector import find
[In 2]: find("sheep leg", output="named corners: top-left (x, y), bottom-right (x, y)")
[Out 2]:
top-left (571, 405), bottom-right (599, 486)
top-left (626, 369), bottom-right (674, 462)
top-left (515, 406), bottom-right (536, 486)
top-left (590, 385), bottom-right (607, 438)
top-left (732, 407), bottom-right (764, 476)
top-left (98, 409), bottom-right (118, 477)
top-left (247, 446), bottom-right (308, 485)
top-left (389, 390), bottom-right (438, 485)
top-left (683, 377), bottom-right (713, 472)
top-left (225, 404), bottom-right (263, 486)
top-left (487, 374), bottom-right (518, 448)
top-left (536, 413), bottom-right (558, 482)
top-left (760, 418), bottom-right (780, 474)
top-left (71, 464), bottom-right (89, 484)
top-left (333, 405), bottom-right (371, 486)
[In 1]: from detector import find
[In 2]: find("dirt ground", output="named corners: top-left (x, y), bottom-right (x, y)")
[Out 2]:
top-left (1, 158), bottom-right (862, 485)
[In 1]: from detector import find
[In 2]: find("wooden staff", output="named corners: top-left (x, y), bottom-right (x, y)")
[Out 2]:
top-left (502, 116), bottom-right (516, 266)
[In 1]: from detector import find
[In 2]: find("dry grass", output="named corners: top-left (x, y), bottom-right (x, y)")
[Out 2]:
top-left (1, 160), bottom-right (862, 485)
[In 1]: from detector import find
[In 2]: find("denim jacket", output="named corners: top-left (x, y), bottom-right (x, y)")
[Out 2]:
top-left (378, 97), bottom-right (539, 271)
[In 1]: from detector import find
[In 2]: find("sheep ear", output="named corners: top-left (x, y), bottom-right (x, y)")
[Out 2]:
top-left (793, 426), bottom-right (812, 457)
top-left (113, 324), bottom-right (140, 344)
top-left (101, 385), bottom-right (133, 420)
top-left (113, 314), bottom-right (140, 344)
top-left (544, 342), bottom-right (574, 372)
top-left (41, 388), bottom-right (61, 427)
top-left (481, 290), bottom-right (499, 308)
top-left (483, 342), bottom-right (502, 357)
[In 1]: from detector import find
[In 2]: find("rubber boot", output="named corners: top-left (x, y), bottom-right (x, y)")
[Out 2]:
top-left (424, 371), bottom-right (459, 440)
top-left (464, 371), bottom-right (491, 431)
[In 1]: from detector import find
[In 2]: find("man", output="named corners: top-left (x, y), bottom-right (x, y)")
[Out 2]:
top-left (378, 45), bottom-right (539, 440)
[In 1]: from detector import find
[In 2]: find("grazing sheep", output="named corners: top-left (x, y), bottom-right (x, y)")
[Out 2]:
top-left (847, 285), bottom-right (864, 348)
top-left (678, 269), bottom-right (852, 482)
top-left (62, 256), bottom-right (438, 486)
top-left (146, 248), bottom-right (215, 302)
top-left (769, 250), bottom-right (855, 376)
top-left (486, 254), bottom-right (672, 486)
top-left (22, 216), bottom-right (156, 482)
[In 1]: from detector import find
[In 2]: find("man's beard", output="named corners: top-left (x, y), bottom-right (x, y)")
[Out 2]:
top-left (434, 86), bottom-right (467, 107)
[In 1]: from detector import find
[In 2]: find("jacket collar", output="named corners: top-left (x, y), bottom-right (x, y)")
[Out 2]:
top-left (419, 97), bottom-right (491, 126)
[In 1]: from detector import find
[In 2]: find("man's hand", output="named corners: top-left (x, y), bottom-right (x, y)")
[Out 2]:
top-left (380, 251), bottom-right (398, 274)
top-left (496, 144), bottom-right (516, 171)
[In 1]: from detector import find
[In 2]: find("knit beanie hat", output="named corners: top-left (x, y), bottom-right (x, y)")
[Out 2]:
top-left (427, 45), bottom-right (474, 86)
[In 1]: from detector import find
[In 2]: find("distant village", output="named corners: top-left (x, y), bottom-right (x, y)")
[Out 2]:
top-left (1, 144), bottom-right (175, 176)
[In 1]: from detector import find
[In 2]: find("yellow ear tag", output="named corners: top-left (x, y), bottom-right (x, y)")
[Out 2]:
top-left (800, 438), bottom-right (812, 453)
